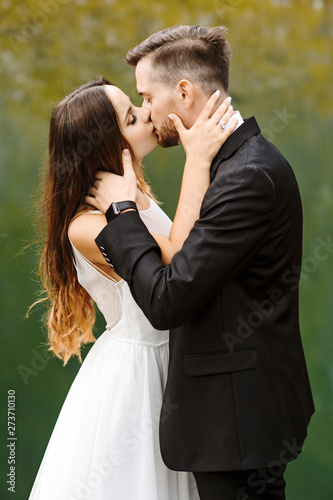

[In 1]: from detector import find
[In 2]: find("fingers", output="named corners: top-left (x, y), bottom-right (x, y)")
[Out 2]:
top-left (221, 116), bottom-right (238, 137)
top-left (211, 96), bottom-right (233, 124)
top-left (197, 89), bottom-right (222, 122)
top-left (85, 194), bottom-right (97, 207)
top-left (217, 108), bottom-right (236, 129)
top-left (86, 153), bottom-right (136, 210)
top-left (94, 155), bottom-right (134, 181)
top-left (168, 114), bottom-right (186, 135)
top-left (122, 149), bottom-right (135, 178)
top-left (93, 170), bottom-right (104, 181)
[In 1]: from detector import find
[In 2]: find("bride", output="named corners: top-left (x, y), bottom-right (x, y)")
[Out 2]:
top-left (28, 76), bottom-right (236, 500)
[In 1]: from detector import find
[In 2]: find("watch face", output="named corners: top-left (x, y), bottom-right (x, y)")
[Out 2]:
top-left (112, 203), bottom-right (120, 215)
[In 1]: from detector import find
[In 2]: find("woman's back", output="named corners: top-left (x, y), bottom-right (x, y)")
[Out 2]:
top-left (29, 194), bottom-right (200, 500)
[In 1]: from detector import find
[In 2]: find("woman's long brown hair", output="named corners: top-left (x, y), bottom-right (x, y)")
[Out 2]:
top-left (33, 77), bottom-right (157, 365)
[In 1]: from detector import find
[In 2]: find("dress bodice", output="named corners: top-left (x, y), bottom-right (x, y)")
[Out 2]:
top-left (31, 196), bottom-right (200, 500)
top-left (68, 195), bottom-right (172, 345)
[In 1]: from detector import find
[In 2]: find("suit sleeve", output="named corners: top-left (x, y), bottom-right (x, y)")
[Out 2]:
top-left (95, 165), bottom-right (276, 330)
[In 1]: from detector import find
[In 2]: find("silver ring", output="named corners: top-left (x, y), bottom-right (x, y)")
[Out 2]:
top-left (218, 119), bottom-right (226, 129)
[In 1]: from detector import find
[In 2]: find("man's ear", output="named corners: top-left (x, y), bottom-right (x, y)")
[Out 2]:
top-left (175, 80), bottom-right (195, 110)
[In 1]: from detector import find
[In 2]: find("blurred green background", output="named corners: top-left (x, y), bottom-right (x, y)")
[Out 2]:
top-left (0, 0), bottom-right (332, 498)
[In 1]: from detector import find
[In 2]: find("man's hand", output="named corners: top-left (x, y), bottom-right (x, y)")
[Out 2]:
top-left (86, 150), bottom-right (137, 213)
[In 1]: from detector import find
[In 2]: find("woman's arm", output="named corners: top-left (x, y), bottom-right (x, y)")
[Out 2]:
top-left (151, 95), bottom-right (237, 263)
top-left (80, 93), bottom-right (236, 270)
top-left (150, 156), bottom-right (213, 264)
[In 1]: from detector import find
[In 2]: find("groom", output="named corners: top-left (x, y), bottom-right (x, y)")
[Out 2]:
top-left (92, 26), bottom-right (314, 499)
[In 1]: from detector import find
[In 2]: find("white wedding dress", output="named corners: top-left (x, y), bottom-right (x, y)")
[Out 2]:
top-left (28, 195), bottom-right (200, 500)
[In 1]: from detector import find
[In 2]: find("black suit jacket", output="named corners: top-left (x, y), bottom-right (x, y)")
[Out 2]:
top-left (96, 117), bottom-right (314, 472)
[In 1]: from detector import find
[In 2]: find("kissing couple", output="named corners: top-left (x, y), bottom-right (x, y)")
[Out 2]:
top-left (29, 25), bottom-right (314, 500)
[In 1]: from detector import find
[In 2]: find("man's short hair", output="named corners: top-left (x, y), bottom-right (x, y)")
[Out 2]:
top-left (125, 25), bottom-right (231, 95)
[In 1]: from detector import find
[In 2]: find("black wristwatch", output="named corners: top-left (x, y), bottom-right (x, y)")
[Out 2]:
top-left (105, 201), bottom-right (138, 223)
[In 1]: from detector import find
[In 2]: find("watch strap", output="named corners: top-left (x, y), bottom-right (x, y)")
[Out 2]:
top-left (105, 200), bottom-right (138, 223)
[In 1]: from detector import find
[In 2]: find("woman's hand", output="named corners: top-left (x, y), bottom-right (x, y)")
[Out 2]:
top-left (169, 91), bottom-right (237, 165)
top-left (85, 150), bottom-right (137, 213)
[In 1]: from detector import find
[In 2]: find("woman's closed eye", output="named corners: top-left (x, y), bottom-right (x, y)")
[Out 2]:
top-left (130, 114), bottom-right (137, 125)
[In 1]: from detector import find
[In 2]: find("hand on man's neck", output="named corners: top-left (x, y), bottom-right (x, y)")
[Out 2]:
top-left (186, 90), bottom-right (229, 127)
top-left (209, 93), bottom-right (229, 117)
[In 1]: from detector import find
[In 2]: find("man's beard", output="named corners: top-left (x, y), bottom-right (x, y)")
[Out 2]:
top-left (156, 116), bottom-right (180, 148)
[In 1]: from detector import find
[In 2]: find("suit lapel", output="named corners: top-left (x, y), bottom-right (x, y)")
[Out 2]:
top-left (210, 116), bottom-right (261, 182)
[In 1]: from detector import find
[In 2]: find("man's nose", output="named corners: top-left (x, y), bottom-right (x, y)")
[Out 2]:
top-left (141, 106), bottom-right (151, 123)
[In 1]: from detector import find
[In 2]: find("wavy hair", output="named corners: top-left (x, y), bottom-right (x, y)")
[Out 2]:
top-left (31, 77), bottom-right (157, 365)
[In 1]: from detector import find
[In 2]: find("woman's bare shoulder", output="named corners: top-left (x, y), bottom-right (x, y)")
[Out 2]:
top-left (68, 211), bottom-right (108, 261)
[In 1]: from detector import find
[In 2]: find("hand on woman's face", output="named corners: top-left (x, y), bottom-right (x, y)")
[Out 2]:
top-left (104, 85), bottom-right (158, 165)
